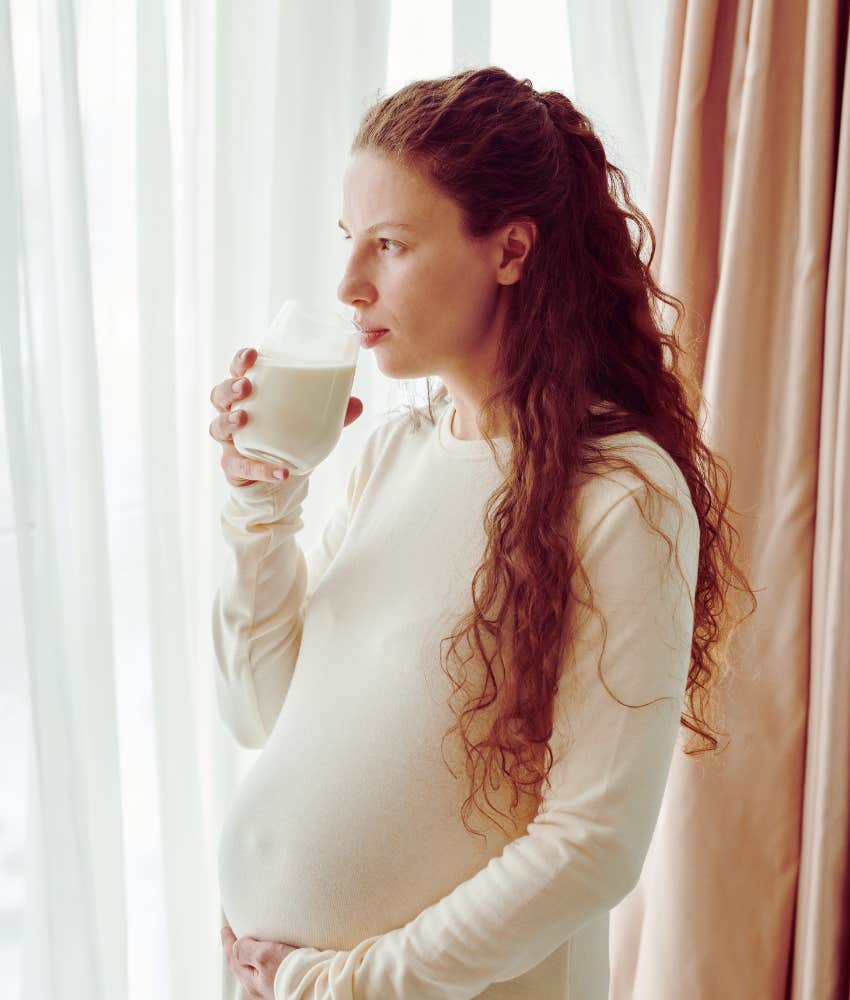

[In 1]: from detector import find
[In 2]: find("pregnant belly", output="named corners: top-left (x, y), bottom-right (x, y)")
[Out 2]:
top-left (217, 684), bottom-right (512, 952)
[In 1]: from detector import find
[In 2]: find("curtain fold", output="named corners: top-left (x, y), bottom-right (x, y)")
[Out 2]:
top-left (3, 1), bottom-right (391, 997)
top-left (797, 3), bottom-right (850, 996)
top-left (609, 1), bottom-right (850, 997)
top-left (137, 0), bottom-right (219, 994)
top-left (566, 0), bottom-right (670, 219)
top-left (4, 0), bottom-right (128, 997)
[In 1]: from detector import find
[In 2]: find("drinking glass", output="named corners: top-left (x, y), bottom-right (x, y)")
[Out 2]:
top-left (232, 299), bottom-right (360, 475)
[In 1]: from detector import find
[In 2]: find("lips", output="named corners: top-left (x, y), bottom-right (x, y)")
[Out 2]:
top-left (352, 319), bottom-right (389, 346)
top-left (359, 328), bottom-right (388, 348)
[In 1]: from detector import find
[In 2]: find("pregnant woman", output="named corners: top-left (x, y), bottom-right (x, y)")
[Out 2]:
top-left (208, 67), bottom-right (755, 1000)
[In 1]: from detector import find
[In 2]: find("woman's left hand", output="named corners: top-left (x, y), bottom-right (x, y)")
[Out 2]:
top-left (221, 924), bottom-right (300, 999)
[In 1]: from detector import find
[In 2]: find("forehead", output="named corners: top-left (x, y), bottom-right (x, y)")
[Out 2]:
top-left (341, 150), bottom-right (455, 230)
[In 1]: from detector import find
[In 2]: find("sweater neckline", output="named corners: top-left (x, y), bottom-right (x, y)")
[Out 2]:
top-left (435, 396), bottom-right (629, 461)
top-left (436, 398), bottom-right (512, 461)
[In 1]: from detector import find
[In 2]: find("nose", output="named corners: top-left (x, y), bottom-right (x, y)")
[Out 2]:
top-left (337, 274), bottom-right (373, 310)
top-left (337, 251), bottom-right (377, 310)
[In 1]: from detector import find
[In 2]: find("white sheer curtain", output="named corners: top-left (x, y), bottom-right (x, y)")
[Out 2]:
top-left (0, 1), bottom-right (667, 997)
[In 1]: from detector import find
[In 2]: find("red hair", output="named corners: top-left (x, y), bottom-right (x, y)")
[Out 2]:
top-left (351, 67), bottom-right (757, 842)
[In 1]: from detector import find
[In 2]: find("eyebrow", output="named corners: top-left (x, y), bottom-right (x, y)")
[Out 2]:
top-left (337, 219), bottom-right (418, 235)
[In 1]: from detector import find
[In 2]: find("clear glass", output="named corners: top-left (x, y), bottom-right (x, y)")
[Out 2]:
top-left (232, 299), bottom-right (360, 475)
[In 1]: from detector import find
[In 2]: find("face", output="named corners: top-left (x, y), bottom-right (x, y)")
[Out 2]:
top-left (337, 150), bottom-right (534, 397)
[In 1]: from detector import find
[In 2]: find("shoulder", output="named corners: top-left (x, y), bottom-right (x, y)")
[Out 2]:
top-left (585, 429), bottom-right (690, 495)
top-left (574, 431), bottom-right (699, 559)
top-left (356, 395), bottom-right (446, 459)
top-left (341, 404), bottom-right (427, 511)
top-left (356, 401), bottom-right (433, 459)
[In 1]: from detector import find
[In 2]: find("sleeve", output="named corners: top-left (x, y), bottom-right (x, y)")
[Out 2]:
top-left (273, 480), bottom-right (701, 1000)
top-left (211, 465), bottom-right (356, 750)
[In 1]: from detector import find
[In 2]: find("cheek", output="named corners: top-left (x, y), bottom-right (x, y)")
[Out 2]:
top-left (388, 252), bottom-right (491, 330)
top-left (441, 263), bottom-right (495, 327)
top-left (414, 255), bottom-right (478, 308)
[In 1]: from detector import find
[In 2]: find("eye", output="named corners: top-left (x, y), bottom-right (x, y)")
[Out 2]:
top-left (340, 234), bottom-right (404, 254)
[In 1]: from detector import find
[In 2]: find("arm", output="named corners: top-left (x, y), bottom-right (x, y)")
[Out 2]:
top-left (273, 481), bottom-right (701, 999)
top-left (211, 471), bottom-right (353, 750)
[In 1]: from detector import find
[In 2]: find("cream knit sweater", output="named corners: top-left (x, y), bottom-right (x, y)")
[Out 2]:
top-left (213, 394), bottom-right (700, 1000)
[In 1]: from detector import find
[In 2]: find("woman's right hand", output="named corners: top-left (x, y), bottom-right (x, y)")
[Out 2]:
top-left (209, 347), bottom-right (364, 487)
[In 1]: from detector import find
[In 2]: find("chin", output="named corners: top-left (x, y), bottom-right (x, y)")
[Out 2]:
top-left (376, 359), bottom-right (415, 380)
top-left (374, 349), bottom-right (423, 380)
top-left (371, 341), bottom-right (437, 383)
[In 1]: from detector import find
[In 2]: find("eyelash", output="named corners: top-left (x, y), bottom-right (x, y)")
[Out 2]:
top-left (341, 234), bottom-right (404, 254)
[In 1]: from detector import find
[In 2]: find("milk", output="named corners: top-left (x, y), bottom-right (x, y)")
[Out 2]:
top-left (232, 353), bottom-right (357, 475)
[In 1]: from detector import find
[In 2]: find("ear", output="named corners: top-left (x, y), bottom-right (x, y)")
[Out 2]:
top-left (494, 219), bottom-right (537, 286)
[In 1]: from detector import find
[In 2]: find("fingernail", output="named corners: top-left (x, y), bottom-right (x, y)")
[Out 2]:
top-left (233, 378), bottom-right (245, 392)
top-left (240, 348), bottom-right (251, 360)
top-left (229, 411), bottom-right (240, 424)
top-left (273, 469), bottom-right (288, 480)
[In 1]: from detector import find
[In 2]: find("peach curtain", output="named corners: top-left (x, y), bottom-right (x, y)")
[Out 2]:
top-left (609, 1), bottom-right (850, 998)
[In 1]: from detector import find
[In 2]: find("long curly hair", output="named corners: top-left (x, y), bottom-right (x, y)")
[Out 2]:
top-left (350, 67), bottom-right (758, 843)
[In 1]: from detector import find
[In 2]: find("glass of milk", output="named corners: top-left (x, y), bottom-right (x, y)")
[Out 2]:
top-left (232, 299), bottom-right (359, 475)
